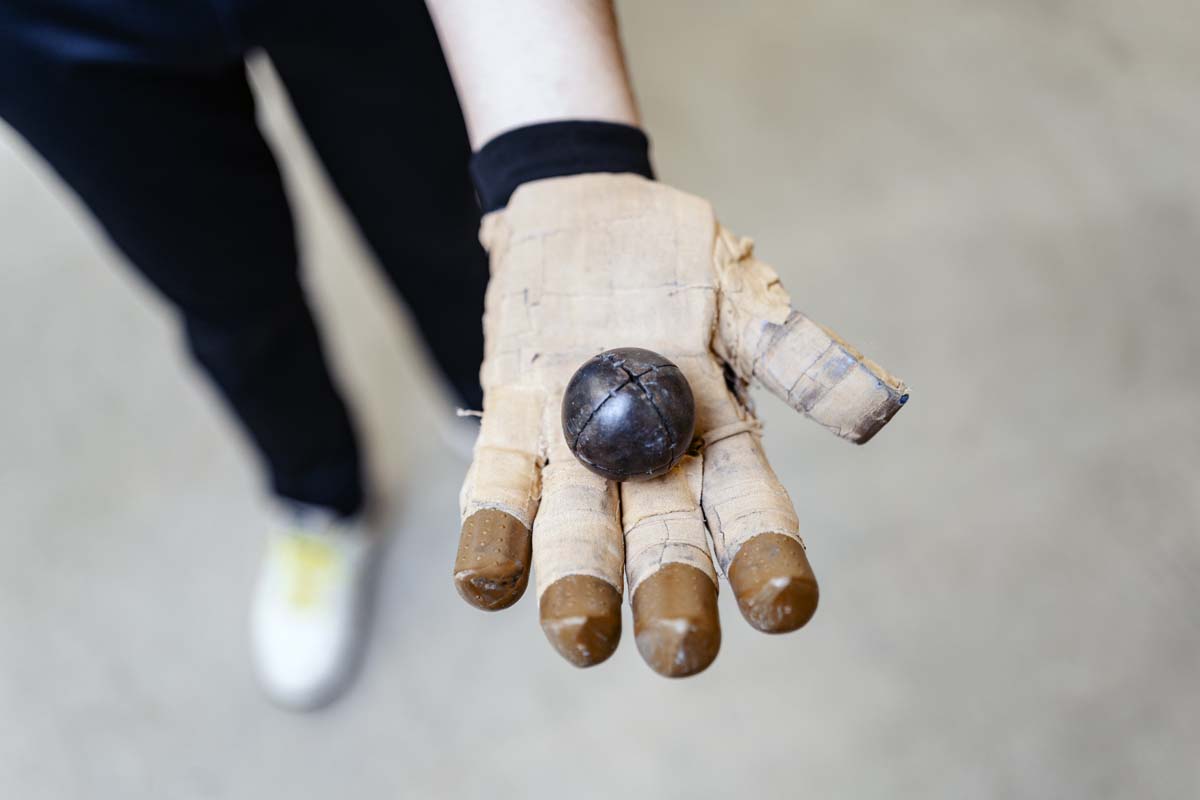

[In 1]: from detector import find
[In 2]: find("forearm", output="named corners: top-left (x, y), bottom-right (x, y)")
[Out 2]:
top-left (425, 0), bottom-right (640, 148)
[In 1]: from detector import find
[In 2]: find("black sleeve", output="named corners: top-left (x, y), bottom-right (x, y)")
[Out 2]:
top-left (469, 120), bottom-right (654, 213)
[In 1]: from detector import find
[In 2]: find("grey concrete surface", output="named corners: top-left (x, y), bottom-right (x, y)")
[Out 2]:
top-left (2, 1), bottom-right (1198, 797)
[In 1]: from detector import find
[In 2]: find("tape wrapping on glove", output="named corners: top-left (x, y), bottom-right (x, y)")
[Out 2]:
top-left (461, 174), bottom-right (906, 602)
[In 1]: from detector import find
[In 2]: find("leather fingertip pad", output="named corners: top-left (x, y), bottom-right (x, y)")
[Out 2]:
top-left (728, 533), bottom-right (819, 634)
top-left (851, 387), bottom-right (909, 446)
top-left (632, 563), bottom-right (721, 678)
top-left (538, 575), bottom-right (622, 668)
top-left (454, 509), bottom-right (532, 611)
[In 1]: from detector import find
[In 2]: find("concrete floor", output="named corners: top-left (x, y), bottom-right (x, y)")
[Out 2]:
top-left (2, 1), bottom-right (1198, 797)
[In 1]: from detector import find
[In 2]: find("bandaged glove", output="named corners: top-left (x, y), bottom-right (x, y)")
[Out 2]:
top-left (454, 173), bottom-right (907, 677)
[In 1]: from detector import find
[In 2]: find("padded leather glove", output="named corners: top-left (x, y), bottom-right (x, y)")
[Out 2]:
top-left (453, 174), bottom-right (907, 677)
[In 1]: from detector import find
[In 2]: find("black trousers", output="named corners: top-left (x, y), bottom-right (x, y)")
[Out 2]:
top-left (0, 0), bottom-right (488, 516)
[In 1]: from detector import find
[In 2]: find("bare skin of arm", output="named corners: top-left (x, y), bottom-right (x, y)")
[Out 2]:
top-left (425, 0), bottom-right (639, 148)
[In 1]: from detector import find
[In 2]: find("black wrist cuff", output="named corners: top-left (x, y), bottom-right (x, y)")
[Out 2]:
top-left (470, 120), bottom-right (654, 213)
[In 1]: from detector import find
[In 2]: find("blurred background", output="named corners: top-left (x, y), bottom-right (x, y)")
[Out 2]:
top-left (2, 0), bottom-right (1198, 797)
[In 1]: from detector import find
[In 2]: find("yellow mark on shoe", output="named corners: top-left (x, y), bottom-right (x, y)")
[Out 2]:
top-left (276, 535), bottom-right (337, 609)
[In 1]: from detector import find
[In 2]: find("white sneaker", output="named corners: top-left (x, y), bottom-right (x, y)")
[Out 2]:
top-left (250, 504), bottom-right (378, 710)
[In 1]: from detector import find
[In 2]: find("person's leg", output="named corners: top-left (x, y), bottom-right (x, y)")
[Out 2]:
top-left (255, 0), bottom-right (488, 411)
top-left (0, 13), bottom-right (365, 515)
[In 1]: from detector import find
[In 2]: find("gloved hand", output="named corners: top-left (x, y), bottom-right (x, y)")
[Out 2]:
top-left (453, 174), bottom-right (907, 677)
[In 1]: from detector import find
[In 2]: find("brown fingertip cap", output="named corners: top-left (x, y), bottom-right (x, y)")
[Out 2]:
top-left (632, 563), bottom-right (721, 678)
top-left (727, 533), bottom-right (819, 634)
top-left (538, 575), bottom-right (622, 668)
top-left (454, 509), bottom-right (532, 611)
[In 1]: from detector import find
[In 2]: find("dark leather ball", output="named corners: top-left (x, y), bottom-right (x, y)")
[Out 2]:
top-left (561, 347), bottom-right (696, 482)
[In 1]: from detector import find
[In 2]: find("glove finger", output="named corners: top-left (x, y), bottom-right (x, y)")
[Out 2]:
top-left (712, 228), bottom-right (908, 444)
top-left (454, 385), bottom-right (543, 611)
top-left (702, 430), bottom-right (819, 634)
top-left (622, 455), bottom-right (721, 678)
top-left (534, 436), bottom-right (624, 668)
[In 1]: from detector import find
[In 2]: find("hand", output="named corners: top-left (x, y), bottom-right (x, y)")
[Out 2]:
top-left (453, 174), bottom-right (907, 677)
